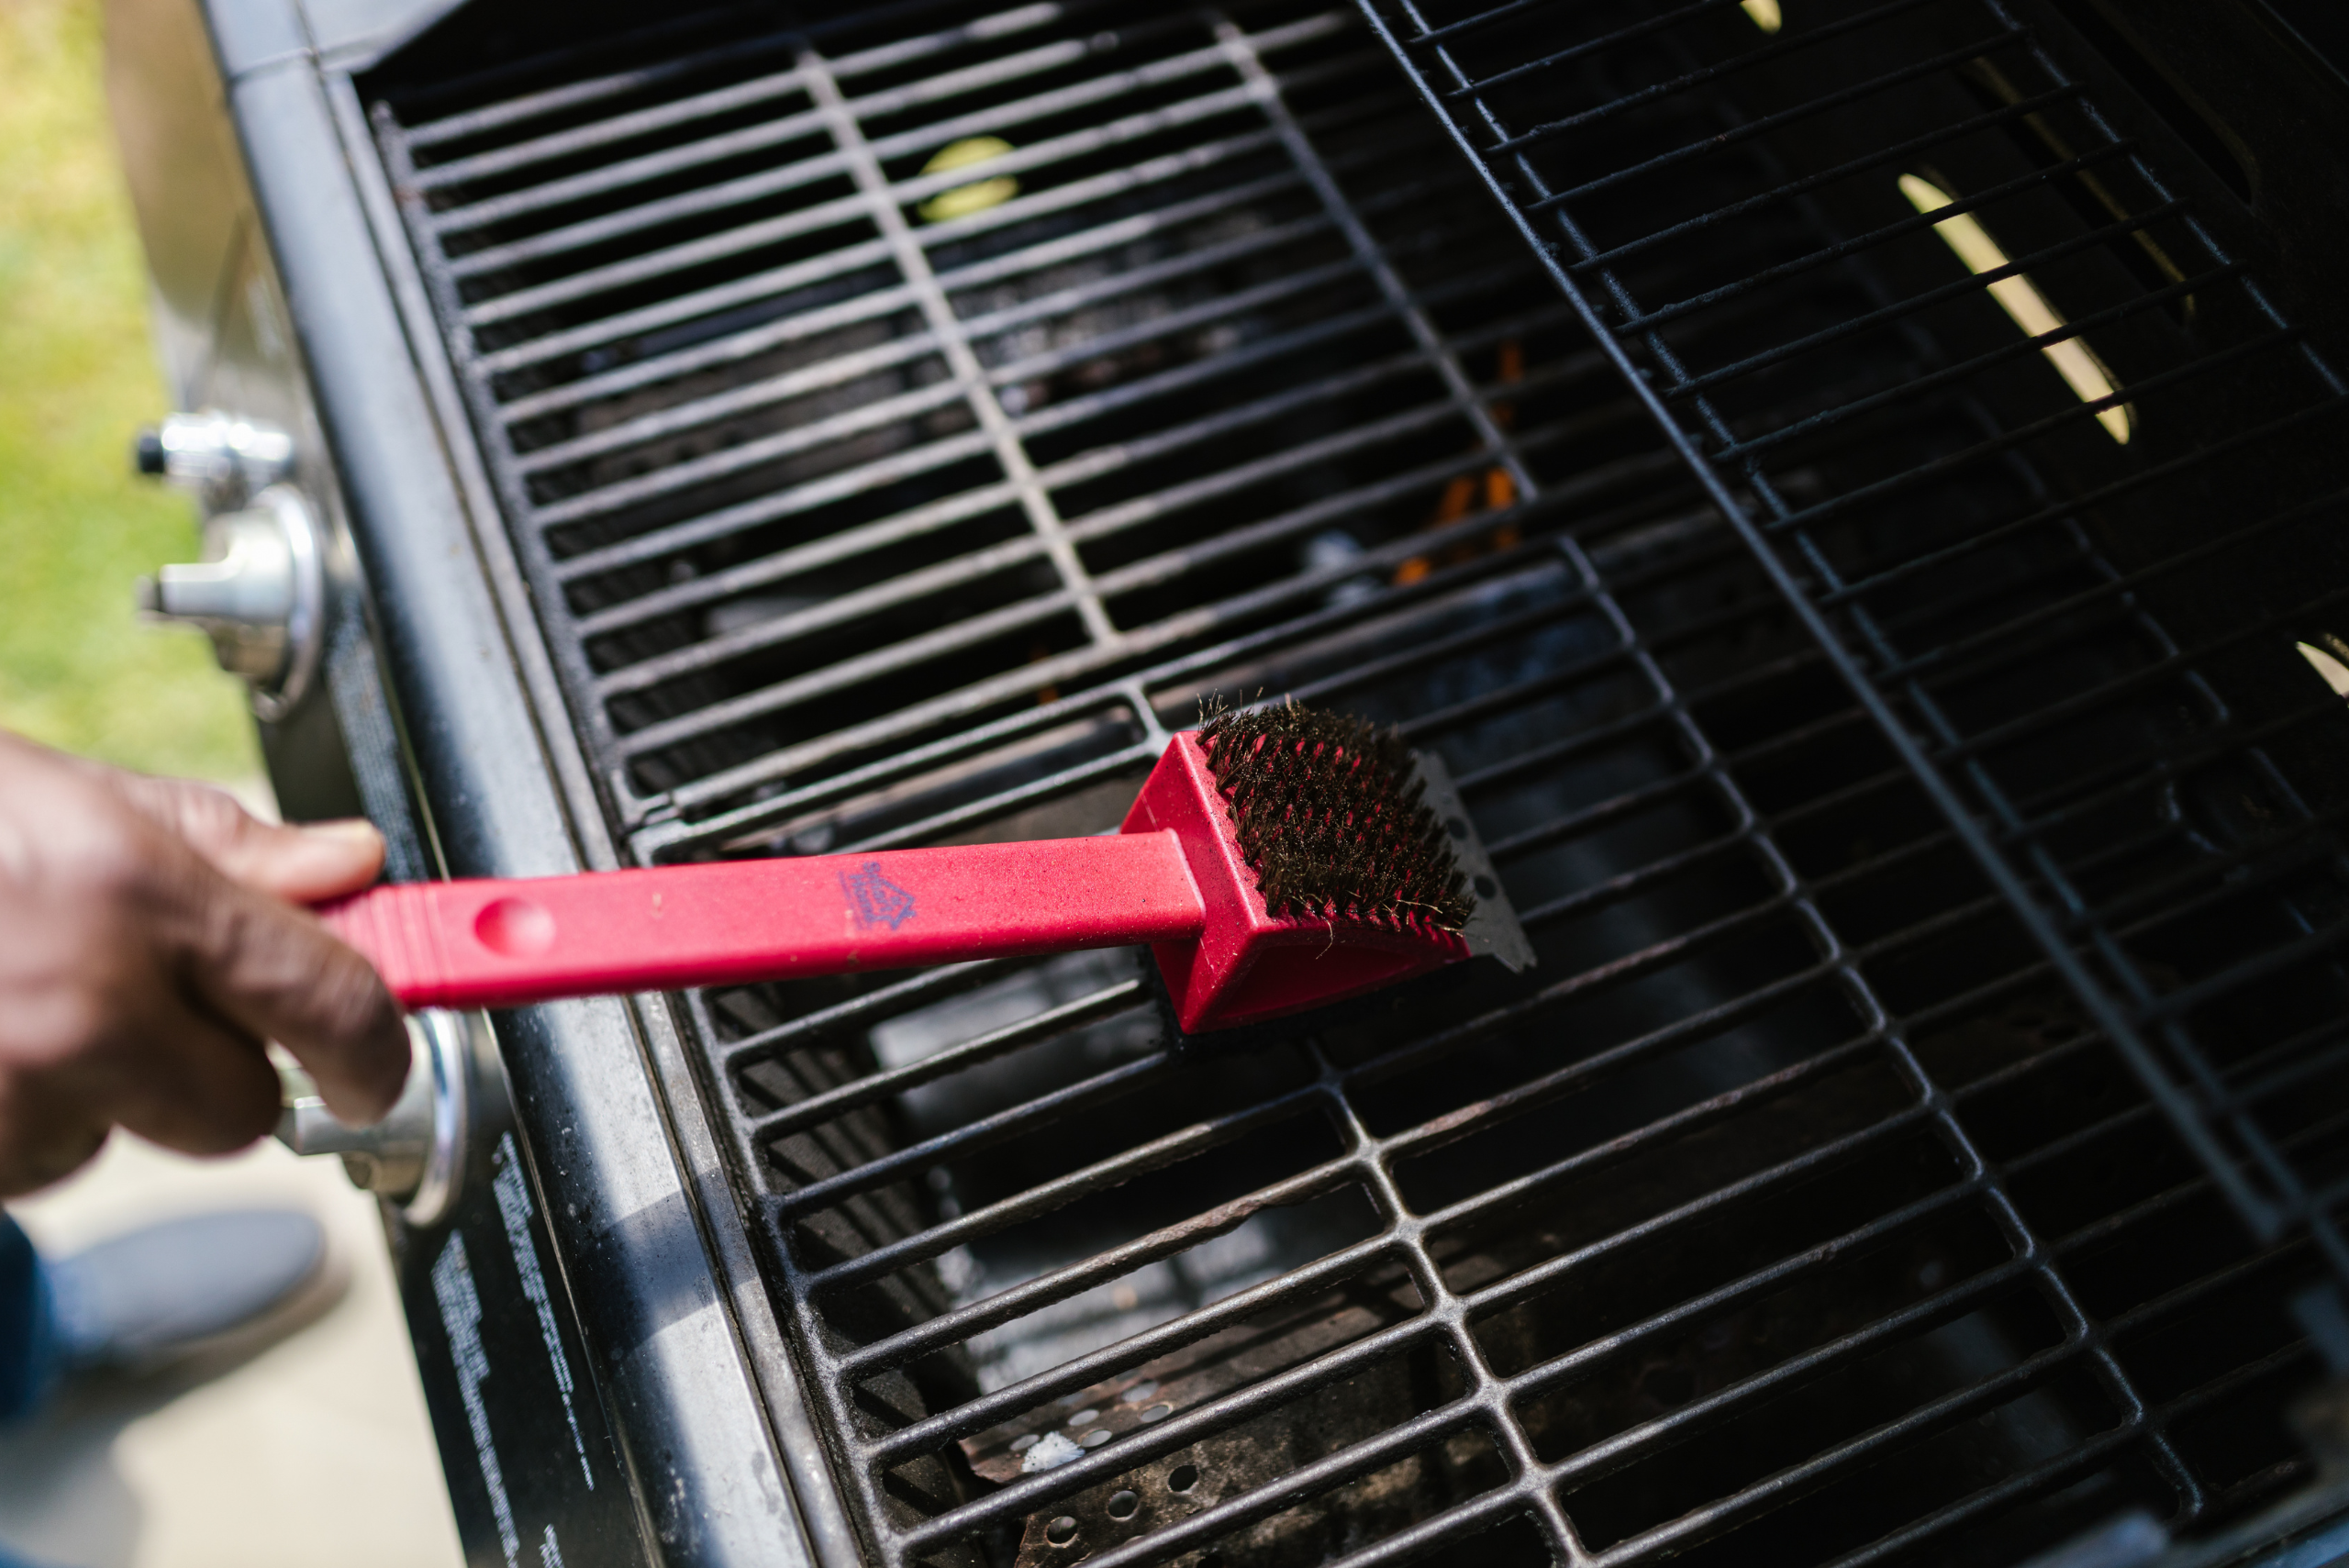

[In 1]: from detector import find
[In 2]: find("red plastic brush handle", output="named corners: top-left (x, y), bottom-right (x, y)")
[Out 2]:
top-left (317, 833), bottom-right (1206, 1010)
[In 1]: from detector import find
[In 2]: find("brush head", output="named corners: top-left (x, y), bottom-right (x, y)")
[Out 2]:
top-left (1121, 704), bottom-right (1478, 1033)
top-left (1198, 704), bottom-right (1474, 932)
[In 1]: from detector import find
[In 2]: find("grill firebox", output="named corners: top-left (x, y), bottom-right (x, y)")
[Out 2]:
top-left (354, 0), bottom-right (2349, 1563)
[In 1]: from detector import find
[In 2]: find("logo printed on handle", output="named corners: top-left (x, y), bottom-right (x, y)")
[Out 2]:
top-left (841, 862), bottom-right (917, 929)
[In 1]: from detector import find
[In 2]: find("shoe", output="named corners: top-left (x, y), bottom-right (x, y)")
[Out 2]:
top-left (45, 1209), bottom-right (329, 1376)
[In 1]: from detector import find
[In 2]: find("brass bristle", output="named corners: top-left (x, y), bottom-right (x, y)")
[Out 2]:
top-left (1198, 701), bottom-right (1474, 931)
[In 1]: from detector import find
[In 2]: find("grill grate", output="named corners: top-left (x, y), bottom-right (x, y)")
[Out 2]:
top-left (364, 1), bottom-right (2343, 1563)
top-left (1352, 0), bottom-right (2349, 1355)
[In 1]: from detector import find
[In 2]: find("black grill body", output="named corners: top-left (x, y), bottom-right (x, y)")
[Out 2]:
top-left (105, 0), bottom-right (2349, 1563)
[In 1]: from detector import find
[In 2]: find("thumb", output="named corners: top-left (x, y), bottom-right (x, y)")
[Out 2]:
top-left (109, 773), bottom-right (385, 903)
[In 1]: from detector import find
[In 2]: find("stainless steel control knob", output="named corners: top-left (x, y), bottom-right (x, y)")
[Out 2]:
top-left (133, 410), bottom-right (295, 505)
top-left (135, 484), bottom-right (325, 718)
top-left (275, 1010), bottom-right (504, 1229)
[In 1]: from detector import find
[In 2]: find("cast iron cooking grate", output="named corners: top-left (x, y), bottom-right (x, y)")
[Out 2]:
top-left (362, 1), bottom-right (2341, 1563)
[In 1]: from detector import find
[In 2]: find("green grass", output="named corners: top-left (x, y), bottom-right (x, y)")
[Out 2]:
top-left (0, 0), bottom-right (259, 782)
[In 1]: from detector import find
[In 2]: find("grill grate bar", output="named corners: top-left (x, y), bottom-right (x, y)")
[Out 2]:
top-left (1484, 0), bottom-right (1959, 155)
top-left (1406, 1023), bottom-right (1883, 1207)
top-left (803, 1077), bottom-right (1336, 1294)
top-left (459, 188), bottom-right (874, 328)
top-left (1592, 1336), bottom-right (2089, 1563)
top-left (537, 377), bottom-right (969, 529)
top-left (474, 115), bottom-right (1297, 376)
top-left (842, 1156), bottom-right (1386, 1390)
top-left (672, 693), bottom-right (1158, 865)
top-left (1879, 484), bottom-right (2349, 689)
top-left (551, 429), bottom-right (1001, 584)
top-left (1356, 954), bottom-right (1847, 1129)
top-left (1758, 328), bottom-right (2304, 535)
top-left (438, 122), bottom-right (840, 262)
top-left (406, 54), bottom-right (810, 184)
top-left (1330, 1058), bottom-right (1596, 1565)
top-left (2051, 1117), bottom-right (2349, 1262)
top-left (911, 1054), bottom-right (2300, 1568)
top-left (1564, 1255), bottom-right (2053, 1491)
top-left (1070, 1400), bottom-right (1495, 1568)
top-left (1820, 396), bottom-right (2349, 610)
top-left (614, 460), bottom-right (1589, 781)
top-left (1383, 579), bottom-right (1805, 743)
top-left (747, 980), bottom-right (1148, 1140)
top-left (2225, 1029), bottom-right (2349, 1122)
top-left (513, 330), bottom-right (943, 477)
top-left (650, 524), bottom-right (1543, 807)
top-left (1810, 1435), bottom-right (2136, 1568)
top-left (1500, 1174), bottom-right (1988, 1396)
top-left (1029, 265), bottom-right (1542, 449)
top-left (1421, 1086), bottom-right (1932, 1264)
top-left (854, 1226), bottom-right (1411, 1458)
top-left (951, 203), bottom-right (1347, 337)
top-left (872, 15), bottom-right (1359, 169)
top-left (1444, 0), bottom-right (1758, 98)
top-left (833, 739), bottom-right (1159, 851)
top-left (722, 959), bottom-right (1014, 1064)
top-left (1617, 139), bottom-right (2133, 334)
top-left (774, 1049), bottom-right (1174, 1219)
top-left (434, 112), bottom-right (840, 258)
top-left (1303, 1489), bottom-right (1542, 1568)
top-left (490, 155), bottom-right (1341, 422)
top-left (891, 1295), bottom-right (1459, 1546)
top-left (493, 276), bottom-right (922, 422)
top-left (611, 587), bottom-right (1082, 759)
top-left (1529, 34), bottom-right (2065, 217)
top-left (1675, 203), bottom-right (2192, 402)
top-left (1820, 1338), bottom-right (2317, 1568)
top-left (474, 232), bottom-right (902, 376)
top-left (2052, 810), bottom-right (2344, 947)
top-left (408, 0), bottom-right (1125, 183)
top-left (399, 39), bottom-right (812, 171)
top-left (1070, 395), bottom-right (1524, 557)
top-left (1715, 264), bottom-right (2218, 465)
top-left (1926, 582), bottom-right (2349, 773)
top-left (592, 534), bottom-right (1054, 699)
top-left (459, 32), bottom-right (1378, 333)
top-left (985, 252), bottom-right (1371, 384)
top-left (1565, 90), bottom-right (2088, 280)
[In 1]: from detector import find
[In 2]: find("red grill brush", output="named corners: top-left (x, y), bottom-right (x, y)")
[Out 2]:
top-left (319, 705), bottom-right (1525, 1033)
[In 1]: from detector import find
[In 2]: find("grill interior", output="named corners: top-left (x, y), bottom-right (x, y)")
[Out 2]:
top-left (362, 1), bottom-right (2349, 1563)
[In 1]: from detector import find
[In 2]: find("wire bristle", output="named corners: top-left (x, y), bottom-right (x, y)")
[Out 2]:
top-left (1198, 701), bottom-right (1475, 932)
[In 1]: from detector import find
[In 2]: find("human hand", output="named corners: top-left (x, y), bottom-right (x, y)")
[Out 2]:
top-left (0, 730), bottom-right (408, 1196)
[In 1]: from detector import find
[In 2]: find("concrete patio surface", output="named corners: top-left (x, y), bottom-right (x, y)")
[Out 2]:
top-left (0, 1133), bottom-right (462, 1568)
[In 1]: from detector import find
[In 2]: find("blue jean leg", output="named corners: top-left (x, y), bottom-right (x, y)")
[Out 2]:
top-left (0, 1218), bottom-right (80, 1568)
top-left (0, 1214), bottom-right (60, 1426)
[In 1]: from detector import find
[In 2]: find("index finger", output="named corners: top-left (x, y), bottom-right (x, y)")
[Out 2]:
top-left (173, 874), bottom-right (411, 1125)
top-left (110, 772), bottom-right (386, 903)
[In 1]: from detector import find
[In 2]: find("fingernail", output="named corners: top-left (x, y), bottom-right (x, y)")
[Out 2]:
top-left (304, 818), bottom-right (383, 847)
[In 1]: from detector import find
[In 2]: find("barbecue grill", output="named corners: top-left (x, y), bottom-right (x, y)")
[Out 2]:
top-left (103, 0), bottom-right (2349, 1562)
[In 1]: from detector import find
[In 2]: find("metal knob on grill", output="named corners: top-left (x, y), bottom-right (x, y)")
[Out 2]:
top-left (132, 409), bottom-right (295, 505)
top-left (274, 1009), bottom-right (503, 1228)
top-left (134, 483), bottom-right (326, 720)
